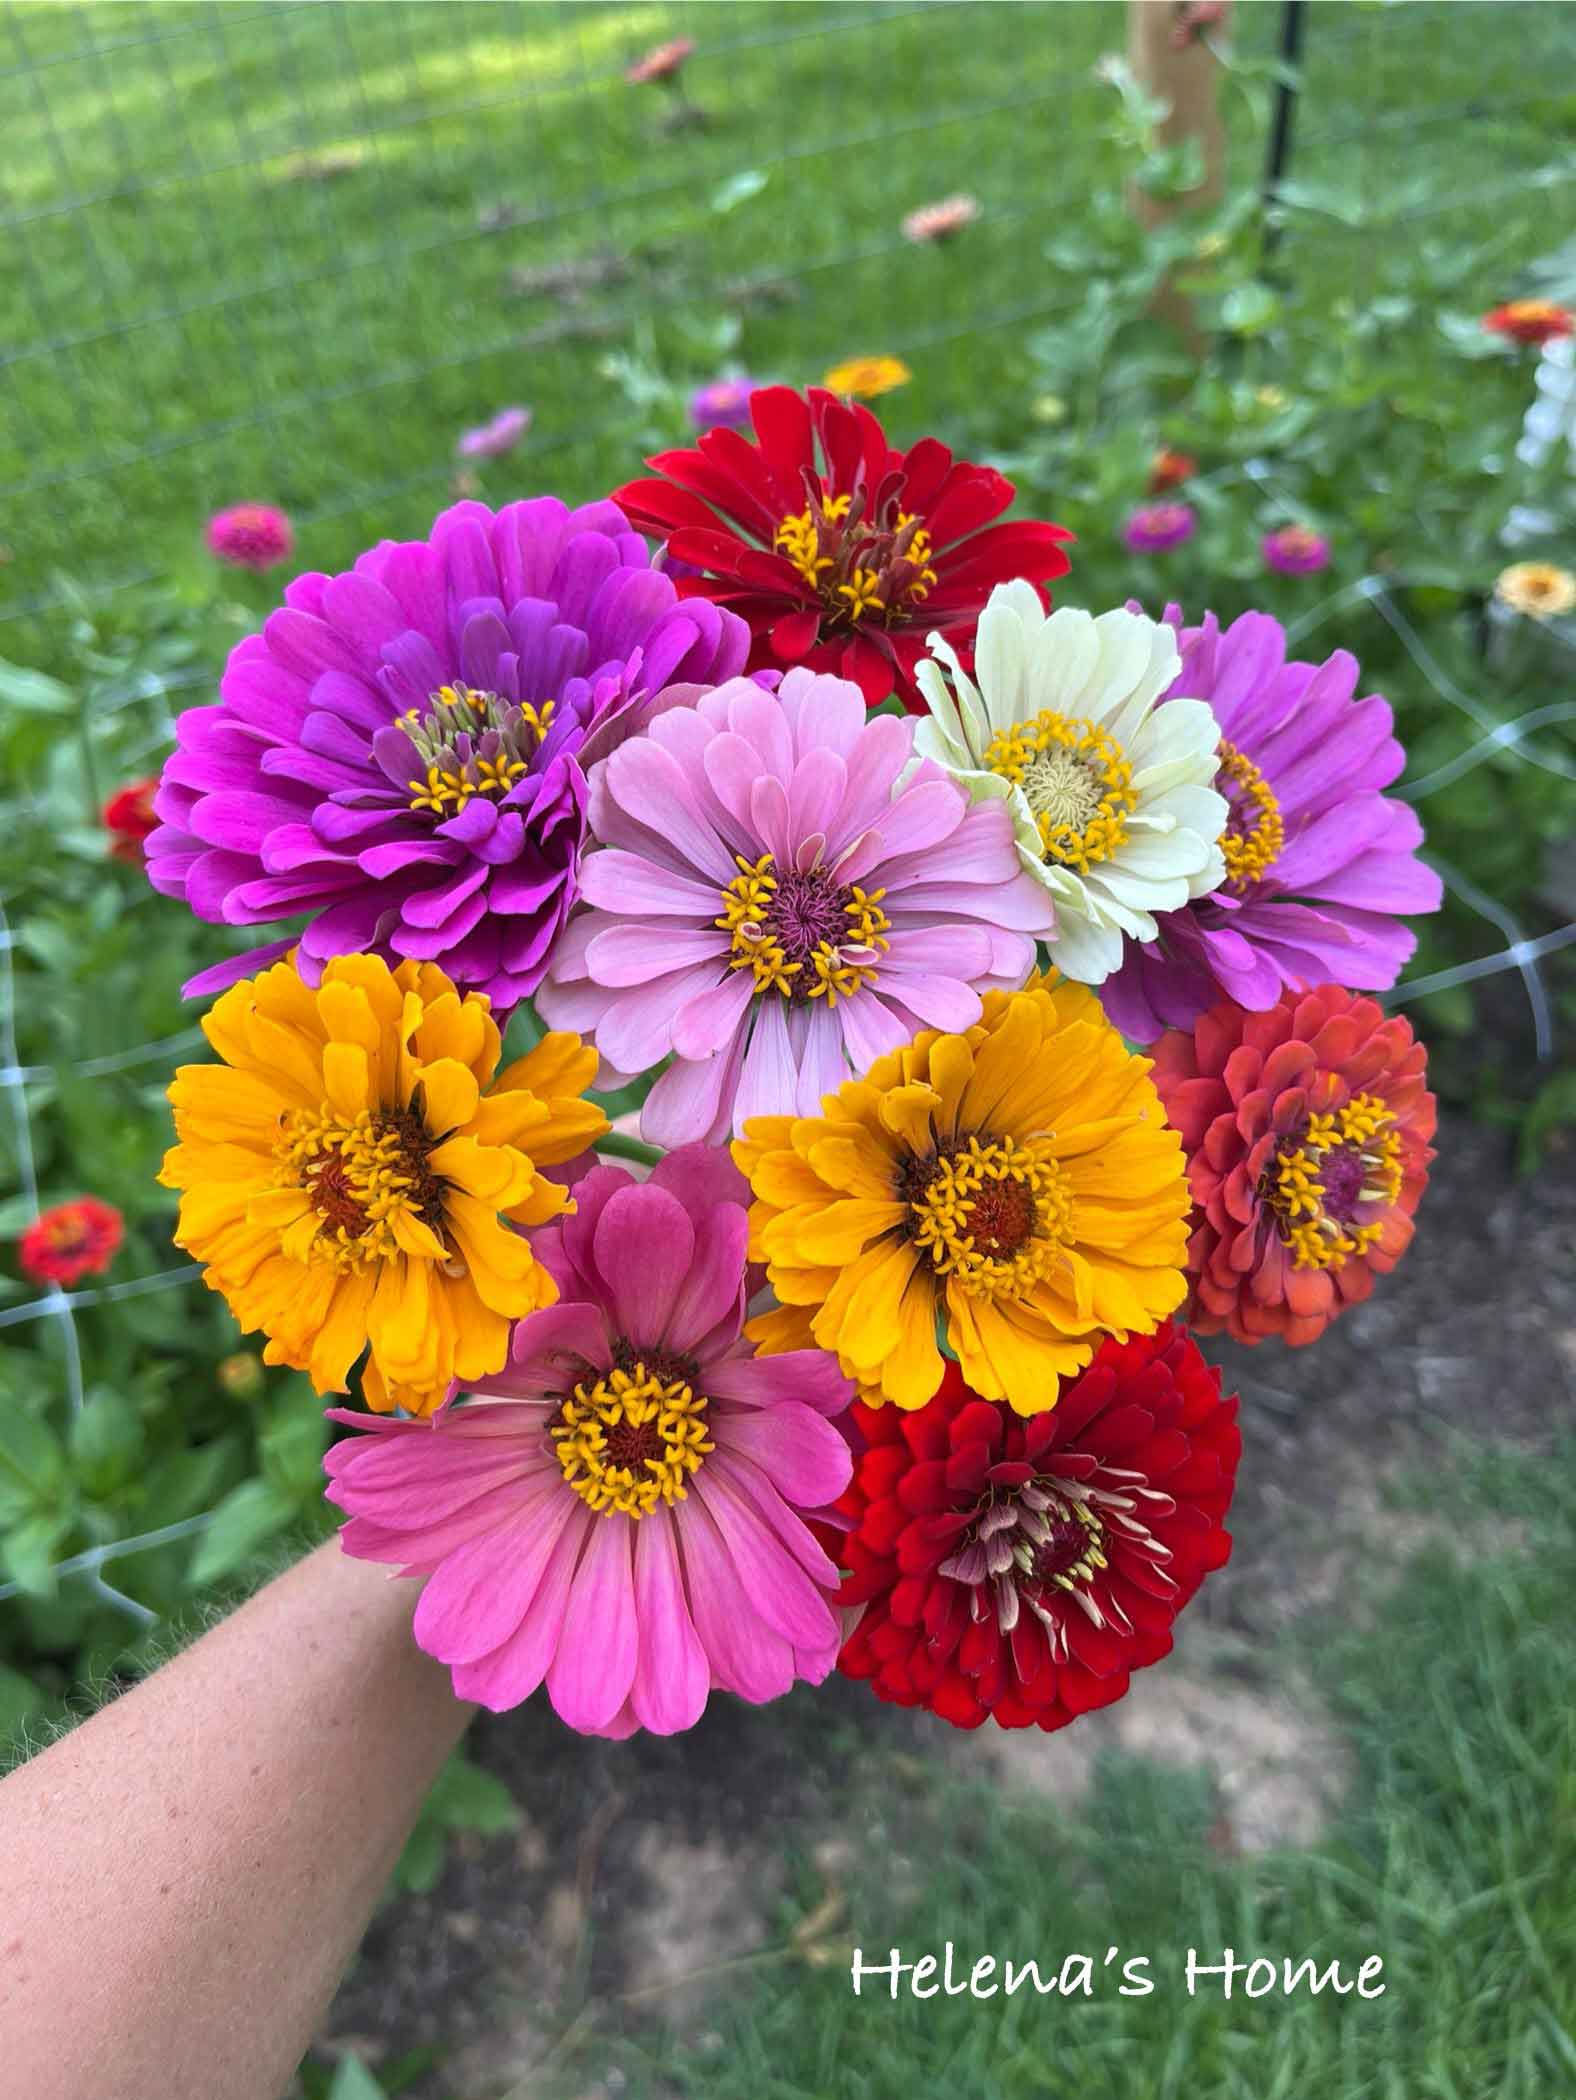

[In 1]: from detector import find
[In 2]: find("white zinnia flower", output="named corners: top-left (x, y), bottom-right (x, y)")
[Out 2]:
top-left (912, 584), bottom-right (1228, 985)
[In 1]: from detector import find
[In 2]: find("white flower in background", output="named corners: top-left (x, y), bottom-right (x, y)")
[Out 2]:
top-left (913, 584), bottom-right (1227, 984)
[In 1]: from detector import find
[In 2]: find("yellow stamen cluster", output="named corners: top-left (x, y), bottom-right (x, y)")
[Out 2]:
top-left (1268, 1094), bottom-right (1403, 1271)
top-left (906, 1135), bottom-right (1075, 1302)
top-left (1216, 738), bottom-right (1284, 889)
top-left (982, 711), bottom-right (1137, 874)
top-left (276, 1104), bottom-right (445, 1273)
top-left (552, 1364), bottom-right (713, 1519)
top-left (404, 686), bottom-right (555, 816)
top-left (715, 852), bottom-right (890, 1005)
top-left (770, 499), bottom-right (937, 624)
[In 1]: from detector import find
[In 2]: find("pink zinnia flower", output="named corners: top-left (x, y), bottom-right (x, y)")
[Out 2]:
top-left (457, 406), bottom-right (531, 459)
top-left (901, 194), bottom-right (980, 244)
top-left (205, 503), bottom-right (293, 572)
top-left (1122, 503), bottom-right (1196, 554)
top-left (325, 1146), bottom-right (854, 1735)
top-left (1261, 524), bottom-right (1330, 575)
top-left (688, 376), bottom-right (757, 433)
top-left (537, 669), bottom-right (1055, 1145)
top-left (626, 37), bottom-right (693, 85)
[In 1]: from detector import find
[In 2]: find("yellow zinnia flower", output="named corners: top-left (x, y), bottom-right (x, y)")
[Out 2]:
top-left (733, 973), bottom-right (1190, 1416)
top-left (1495, 561), bottom-right (1576, 622)
top-left (822, 354), bottom-right (912, 399)
top-left (160, 953), bottom-right (607, 1415)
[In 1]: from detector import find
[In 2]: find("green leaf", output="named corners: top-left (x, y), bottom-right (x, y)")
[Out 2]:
top-left (0, 1659), bottom-right (46, 1745)
top-left (425, 1751), bottom-right (521, 1835)
top-left (70, 1386), bottom-right (147, 1494)
top-left (187, 1479), bottom-right (298, 1586)
top-left (326, 2059), bottom-right (391, 2100)
top-left (0, 1408), bottom-right (66, 1518)
top-left (0, 658), bottom-right (74, 714)
top-left (2, 1511), bottom-right (71, 1597)
top-left (392, 1822), bottom-right (446, 1896)
top-left (1220, 282), bottom-right (1281, 336)
top-left (711, 168), bottom-right (767, 213)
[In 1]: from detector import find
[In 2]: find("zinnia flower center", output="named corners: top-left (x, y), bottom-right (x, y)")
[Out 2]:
top-left (403, 682), bottom-right (554, 817)
top-left (42, 1213), bottom-right (93, 1256)
top-left (1263, 1093), bottom-right (1403, 1271)
top-left (980, 712), bottom-right (1137, 874)
top-left (551, 1363), bottom-right (713, 1519)
top-left (277, 1104), bottom-right (448, 1272)
top-left (1216, 738), bottom-right (1284, 888)
top-left (938, 1467), bottom-right (1175, 1654)
top-left (716, 851), bottom-right (891, 1005)
top-left (901, 1136), bottom-right (1075, 1302)
top-left (772, 490), bottom-right (938, 629)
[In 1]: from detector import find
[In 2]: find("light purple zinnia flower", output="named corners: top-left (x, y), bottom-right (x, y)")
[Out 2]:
top-left (1122, 503), bottom-right (1197, 554)
top-left (537, 667), bottom-right (1055, 1145)
top-left (1099, 607), bottom-right (1444, 1043)
top-left (1261, 523), bottom-right (1331, 575)
top-left (688, 377), bottom-right (757, 433)
top-left (147, 499), bottom-right (749, 1006)
top-left (325, 1144), bottom-right (854, 1734)
top-left (457, 406), bottom-right (531, 459)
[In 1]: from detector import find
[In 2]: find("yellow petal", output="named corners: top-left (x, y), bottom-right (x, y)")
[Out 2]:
top-left (415, 1057), bottom-right (481, 1138)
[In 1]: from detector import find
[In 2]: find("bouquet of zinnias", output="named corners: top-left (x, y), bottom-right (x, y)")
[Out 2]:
top-left (148, 387), bottom-right (1441, 1738)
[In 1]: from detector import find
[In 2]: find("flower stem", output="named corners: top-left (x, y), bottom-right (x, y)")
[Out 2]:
top-left (597, 1131), bottom-right (663, 1168)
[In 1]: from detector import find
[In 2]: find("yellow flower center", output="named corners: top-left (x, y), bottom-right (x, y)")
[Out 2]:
top-left (981, 712), bottom-right (1137, 874)
top-left (403, 682), bottom-right (554, 816)
top-left (771, 494), bottom-right (938, 628)
top-left (902, 1135), bottom-right (1075, 1302)
top-left (277, 1103), bottom-right (447, 1272)
top-left (716, 851), bottom-right (891, 1006)
top-left (551, 1362), bottom-right (713, 1519)
top-left (1216, 738), bottom-right (1284, 889)
top-left (1264, 1094), bottom-right (1403, 1272)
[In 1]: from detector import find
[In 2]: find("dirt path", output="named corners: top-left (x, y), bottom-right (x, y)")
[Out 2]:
top-left (316, 1111), bottom-right (1576, 2097)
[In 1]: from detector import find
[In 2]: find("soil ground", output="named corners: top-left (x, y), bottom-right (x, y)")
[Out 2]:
top-left (316, 1108), bottom-right (1576, 2099)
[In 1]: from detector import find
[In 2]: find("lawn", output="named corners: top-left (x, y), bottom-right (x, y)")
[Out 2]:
top-left (3, 0), bottom-right (1574, 634)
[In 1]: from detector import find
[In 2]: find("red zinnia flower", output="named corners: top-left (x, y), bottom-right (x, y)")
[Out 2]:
top-left (19, 1197), bottom-right (124, 1288)
top-left (833, 1326), bottom-right (1238, 1733)
top-left (1151, 985), bottom-right (1436, 1347)
top-left (101, 777), bottom-right (161, 864)
top-left (626, 37), bottom-right (693, 85)
top-left (1148, 447), bottom-right (1197, 494)
top-left (1482, 299), bottom-right (1573, 347)
top-left (612, 384), bottom-right (1074, 708)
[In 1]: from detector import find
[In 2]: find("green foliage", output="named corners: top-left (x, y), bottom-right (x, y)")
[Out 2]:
top-left (393, 1747), bottom-right (524, 1897)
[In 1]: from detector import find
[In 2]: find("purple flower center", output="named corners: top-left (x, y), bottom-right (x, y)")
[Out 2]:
top-left (402, 682), bottom-right (555, 818)
top-left (718, 852), bottom-right (891, 1006)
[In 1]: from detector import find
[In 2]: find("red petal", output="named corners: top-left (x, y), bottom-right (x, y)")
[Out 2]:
top-left (770, 608), bottom-right (822, 660)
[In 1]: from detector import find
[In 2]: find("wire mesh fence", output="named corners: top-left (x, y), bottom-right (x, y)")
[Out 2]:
top-left (2, 0), bottom-right (1575, 1626)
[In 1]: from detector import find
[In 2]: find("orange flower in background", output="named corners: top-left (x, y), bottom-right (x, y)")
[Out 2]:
top-left (1482, 298), bottom-right (1573, 346)
top-left (626, 37), bottom-right (693, 85)
top-left (19, 1198), bottom-right (124, 1288)
top-left (101, 777), bottom-right (161, 865)
top-left (1148, 447), bottom-right (1197, 494)
top-left (821, 354), bottom-right (912, 400)
top-left (901, 194), bottom-right (980, 244)
top-left (1495, 561), bottom-right (1576, 621)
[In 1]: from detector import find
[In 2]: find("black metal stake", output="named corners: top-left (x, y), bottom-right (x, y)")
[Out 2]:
top-left (1261, 0), bottom-right (1307, 266)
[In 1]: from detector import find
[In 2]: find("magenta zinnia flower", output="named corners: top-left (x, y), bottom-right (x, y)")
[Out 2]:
top-left (1099, 608), bottom-right (1444, 1042)
top-left (457, 406), bottom-right (531, 459)
top-left (1122, 503), bottom-right (1196, 554)
top-left (688, 377), bottom-right (757, 433)
top-left (206, 503), bottom-right (293, 572)
top-left (148, 499), bottom-right (749, 1005)
top-left (537, 668), bottom-right (1055, 1145)
top-left (1261, 523), bottom-right (1330, 575)
top-left (324, 1145), bottom-right (854, 1735)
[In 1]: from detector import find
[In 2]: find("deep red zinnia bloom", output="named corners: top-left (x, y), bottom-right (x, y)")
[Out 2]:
top-left (1481, 299), bottom-right (1573, 347)
top-left (612, 384), bottom-right (1074, 707)
top-left (832, 1326), bottom-right (1238, 1733)
top-left (19, 1197), bottom-right (124, 1288)
top-left (1148, 447), bottom-right (1197, 494)
top-left (1151, 984), bottom-right (1436, 1347)
top-left (101, 777), bottom-right (161, 864)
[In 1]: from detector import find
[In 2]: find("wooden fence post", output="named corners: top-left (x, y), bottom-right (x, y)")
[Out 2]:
top-left (1126, 1), bottom-right (1228, 344)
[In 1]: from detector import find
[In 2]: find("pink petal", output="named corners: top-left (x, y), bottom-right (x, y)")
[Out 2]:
top-left (717, 1400), bottom-right (853, 1507)
top-left (412, 1479), bottom-right (577, 1664)
top-left (628, 1513), bottom-right (711, 1734)
top-left (545, 1514), bottom-right (639, 1730)
top-left (674, 1496), bottom-right (797, 1704)
top-left (663, 1201), bottom-right (749, 1354)
top-left (594, 1182), bottom-right (697, 1342)
top-left (451, 1506), bottom-right (590, 1711)
top-left (693, 1463), bottom-right (838, 1650)
top-left (706, 1347), bottom-right (854, 1417)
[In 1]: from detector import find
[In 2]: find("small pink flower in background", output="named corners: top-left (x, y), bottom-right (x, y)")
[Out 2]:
top-left (901, 194), bottom-right (980, 244)
top-left (205, 503), bottom-right (293, 572)
top-left (325, 1145), bottom-right (854, 1735)
top-left (1171, 1), bottom-right (1231, 48)
top-left (688, 377), bottom-right (757, 433)
top-left (626, 37), bottom-right (693, 85)
top-left (456, 405), bottom-right (531, 459)
top-left (538, 667), bottom-right (1054, 1146)
top-left (1261, 523), bottom-right (1331, 575)
top-left (1122, 502), bottom-right (1197, 554)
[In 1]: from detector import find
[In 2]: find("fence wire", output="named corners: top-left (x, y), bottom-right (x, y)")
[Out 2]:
top-left (2, 0), bottom-right (1575, 1627)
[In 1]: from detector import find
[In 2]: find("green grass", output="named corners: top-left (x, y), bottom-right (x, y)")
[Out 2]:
top-left (559, 1441), bottom-right (1576, 2100)
top-left (3, 0), bottom-right (1573, 648)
